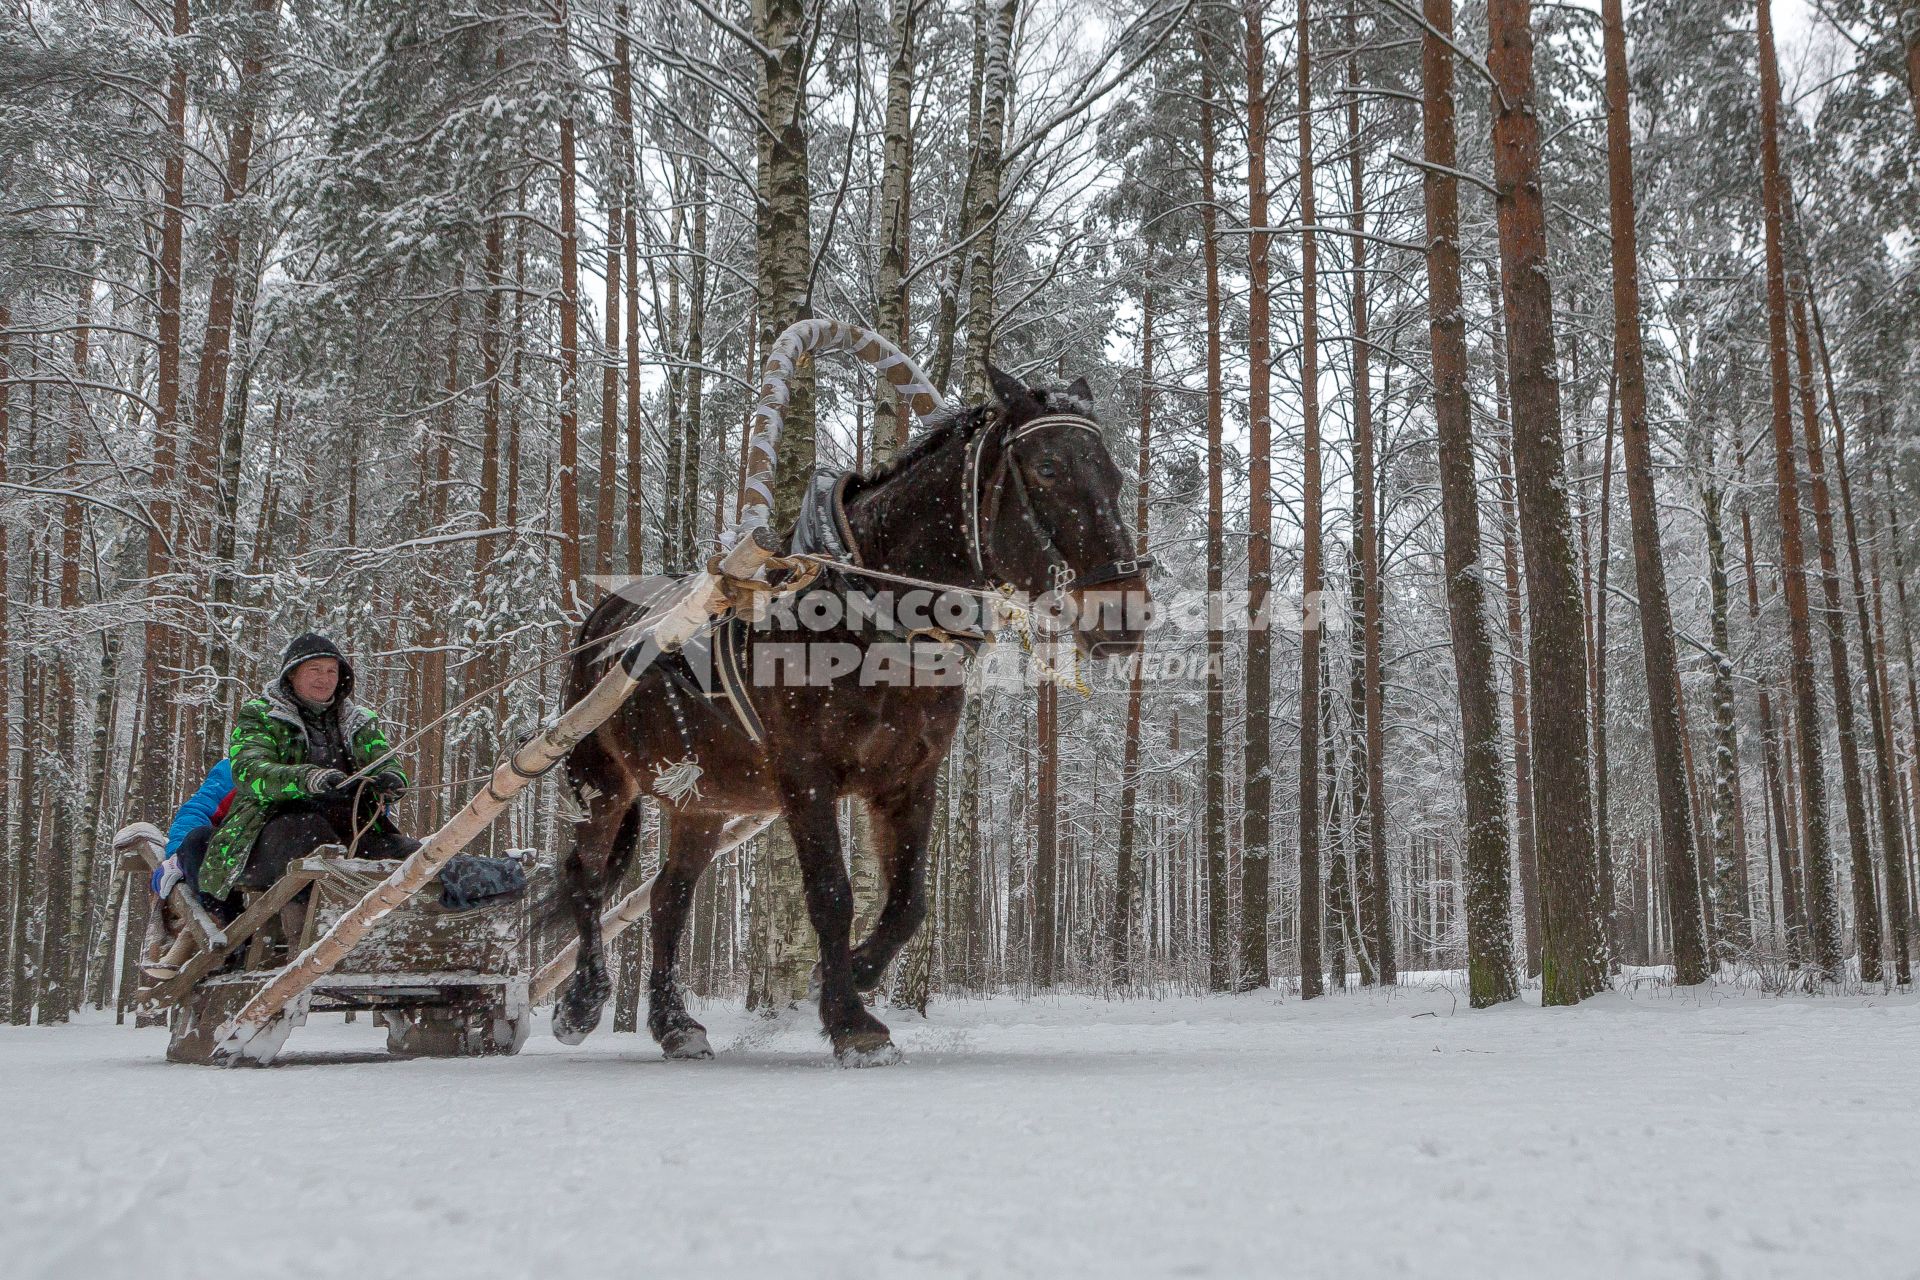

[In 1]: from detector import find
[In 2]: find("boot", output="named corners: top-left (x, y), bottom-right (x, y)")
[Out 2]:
top-left (139, 901), bottom-right (170, 971)
top-left (141, 904), bottom-right (198, 979)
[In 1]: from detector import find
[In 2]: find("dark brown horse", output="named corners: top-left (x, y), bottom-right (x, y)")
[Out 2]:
top-left (554, 365), bottom-right (1150, 1064)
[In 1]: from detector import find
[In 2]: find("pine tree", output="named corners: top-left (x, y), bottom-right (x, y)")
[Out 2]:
top-left (1488, 0), bottom-right (1608, 1004)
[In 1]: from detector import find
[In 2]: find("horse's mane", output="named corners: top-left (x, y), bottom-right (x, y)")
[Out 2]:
top-left (847, 381), bottom-right (1099, 501)
top-left (850, 402), bottom-right (989, 493)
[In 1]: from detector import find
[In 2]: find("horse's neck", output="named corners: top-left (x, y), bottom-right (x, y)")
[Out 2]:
top-left (842, 435), bottom-right (979, 587)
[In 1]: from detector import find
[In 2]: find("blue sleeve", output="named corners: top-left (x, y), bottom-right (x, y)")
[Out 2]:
top-left (165, 758), bottom-right (234, 857)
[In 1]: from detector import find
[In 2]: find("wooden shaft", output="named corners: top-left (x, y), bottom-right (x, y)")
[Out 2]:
top-left (214, 533), bottom-right (780, 1062)
top-left (528, 814), bottom-right (774, 1004)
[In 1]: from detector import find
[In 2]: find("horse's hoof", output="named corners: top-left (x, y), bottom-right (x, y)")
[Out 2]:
top-left (552, 962), bottom-right (611, 1045)
top-left (833, 1028), bottom-right (902, 1068)
top-left (552, 980), bottom-right (607, 1046)
top-left (660, 1025), bottom-right (714, 1060)
top-left (551, 1005), bottom-right (598, 1046)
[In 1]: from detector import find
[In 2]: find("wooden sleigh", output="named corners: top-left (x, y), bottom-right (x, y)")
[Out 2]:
top-left (116, 823), bottom-right (530, 1065)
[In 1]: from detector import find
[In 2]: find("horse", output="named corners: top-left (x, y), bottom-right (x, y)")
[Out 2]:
top-left (553, 364), bottom-right (1151, 1065)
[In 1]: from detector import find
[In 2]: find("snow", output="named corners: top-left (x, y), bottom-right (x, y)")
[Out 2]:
top-left (5, 982), bottom-right (1917, 1279)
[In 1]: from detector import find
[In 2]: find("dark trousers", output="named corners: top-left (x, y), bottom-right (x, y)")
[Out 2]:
top-left (239, 793), bottom-right (419, 890)
top-left (175, 824), bottom-right (236, 922)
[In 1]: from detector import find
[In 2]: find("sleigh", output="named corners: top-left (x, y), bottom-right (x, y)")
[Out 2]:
top-left (115, 823), bottom-right (531, 1065)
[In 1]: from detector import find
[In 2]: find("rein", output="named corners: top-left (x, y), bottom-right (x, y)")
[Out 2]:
top-left (340, 405), bottom-right (1157, 778)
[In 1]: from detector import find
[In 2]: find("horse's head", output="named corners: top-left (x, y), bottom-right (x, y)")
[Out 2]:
top-left (973, 364), bottom-right (1152, 659)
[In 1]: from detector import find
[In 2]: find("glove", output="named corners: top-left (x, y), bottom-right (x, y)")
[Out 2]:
top-left (370, 771), bottom-right (406, 800)
top-left (304, 766), bottom-right (349, 795)
top-left (152, 855), bottom-right (183, 900)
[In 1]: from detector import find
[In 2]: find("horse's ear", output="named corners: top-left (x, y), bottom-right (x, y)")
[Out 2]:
top-left (1064, 375), bottom-right (1093, 406)
top-left (987, 363), bottom-right (1029, 411)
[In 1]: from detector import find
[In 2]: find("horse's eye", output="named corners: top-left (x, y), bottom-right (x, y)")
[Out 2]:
top-left (1037, 461), bottom-right (1057, 480)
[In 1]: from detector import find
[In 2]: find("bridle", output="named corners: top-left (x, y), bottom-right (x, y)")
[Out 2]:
top-left (962, 411), bottom-right (1154, 596)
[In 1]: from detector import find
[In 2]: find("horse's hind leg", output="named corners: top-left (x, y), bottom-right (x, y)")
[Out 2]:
top-left (553, 787), bottom-right (642, 1046)
top-left (648, 813), bottom-right (725, 1059)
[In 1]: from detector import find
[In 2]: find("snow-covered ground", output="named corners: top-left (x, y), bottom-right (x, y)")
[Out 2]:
top-left (5, 981), bottom-right (1916, 1279)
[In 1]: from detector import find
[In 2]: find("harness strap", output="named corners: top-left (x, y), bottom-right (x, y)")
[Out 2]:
top-left (967, 412), bottom-right (1155, 593)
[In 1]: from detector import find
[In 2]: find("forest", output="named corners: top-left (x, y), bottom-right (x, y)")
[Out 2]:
top-left (2, 0), bottom-right (1918, 1025)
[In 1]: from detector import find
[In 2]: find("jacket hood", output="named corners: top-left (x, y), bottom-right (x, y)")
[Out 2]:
top-left (276, 631), bottom-right (356, 707)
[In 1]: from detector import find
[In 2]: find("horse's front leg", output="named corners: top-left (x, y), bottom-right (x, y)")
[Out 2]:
top-left (553, 796), bottom-right (642, 1045)
top-left (780, 774), bottom-right (899, 1066)
top-left (850, 768), bottom-right (939, 992)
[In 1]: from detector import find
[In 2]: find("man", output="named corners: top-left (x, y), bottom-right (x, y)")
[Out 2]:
top-left (200, 632), bottom-right (418, 902)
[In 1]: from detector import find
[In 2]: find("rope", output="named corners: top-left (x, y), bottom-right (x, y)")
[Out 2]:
top-left (788, 554), bottom-right (1090, 696)
top-left (334, 629), bottom-right (616, 790)
top-left (787, 553), bottom-right (1025, 612)
top-left (336, 570), bottom-right (789, 794)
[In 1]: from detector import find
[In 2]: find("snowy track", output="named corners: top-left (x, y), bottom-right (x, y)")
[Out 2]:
top-left (5, 984), bottom-right (1916, 1278)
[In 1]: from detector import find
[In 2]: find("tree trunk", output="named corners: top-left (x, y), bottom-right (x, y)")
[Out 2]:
top-left (1593, 368), bottom-right (1619, 962)
top-left (929, 7), bottom-right (987, 394)
top-left (1198, 42), bottom-right (1234, 994)
top-left (139, 0), bottom-right (191, 817)
top-left (960, 0), bottom-right (1017, 401)
top-left (48, 276), bottom-right (95, 1021)
top-left (1293, 0), bottom-right (1325, 999)
top-left (188, 0), bottom-right (276, 553)
top-left (1418, 0), bottom-right (1513, 1005)
top-left (1347, 19), bottom-right (1393, 987)
top-left (1703, 456), bottom-right (1748, 951)
top-left (1741, 473), bottom-right (1797, 950)
top-left (556, 0), bottom-right (583, 600)
top-left (595, 107), bottom-right (623, 580)
top-left (1903, 1), bottom-right (1920, 132)
top-left (663, 201), bottom-right (686, 570)
top-left (1239, 0), bottom-right (1274, 990)
top-left (475, 138), bottom-right (506, 710)
top-left (1035, 673), bottom-right (1059, 985)
top-left (750, 0), bottom-right (817, 1009)
top-left (1870, 411), bottom-right (1920, 922)
top-left (1785, 280), bottom-right (1881, 980)
top-left (1866, 413), bottom-right (1918, 979)
top-left (1600, 0), bottom-right (1708, 984)
top-left (1757, 0), bottom-right (1838, 975)
top-left (1803, 287), bottom-right (1909, 984)
top-left (872, 0), bottom-right (918, 462)
top-left (619, 1), bottom-right (644, 577)
top-left (1327, 634), bottom-right (1352, 990)
top-left (956, 694), bottom-right (985, 988)
top-left (0, 309), bottom-right (11, 1016)
top-left (683, 164), bottom-right (709, 566)
top-left (75, 635), bottom-right (118, 1005)
top-left (1487, 0), bottom-right (1607, 1004)
top-left (1112, 289), bottom-right (1152, 982)
top-left (1490, 291), bottom-right (1541, 978)
top-left (1345, 527), bottom-right (1375, 986)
